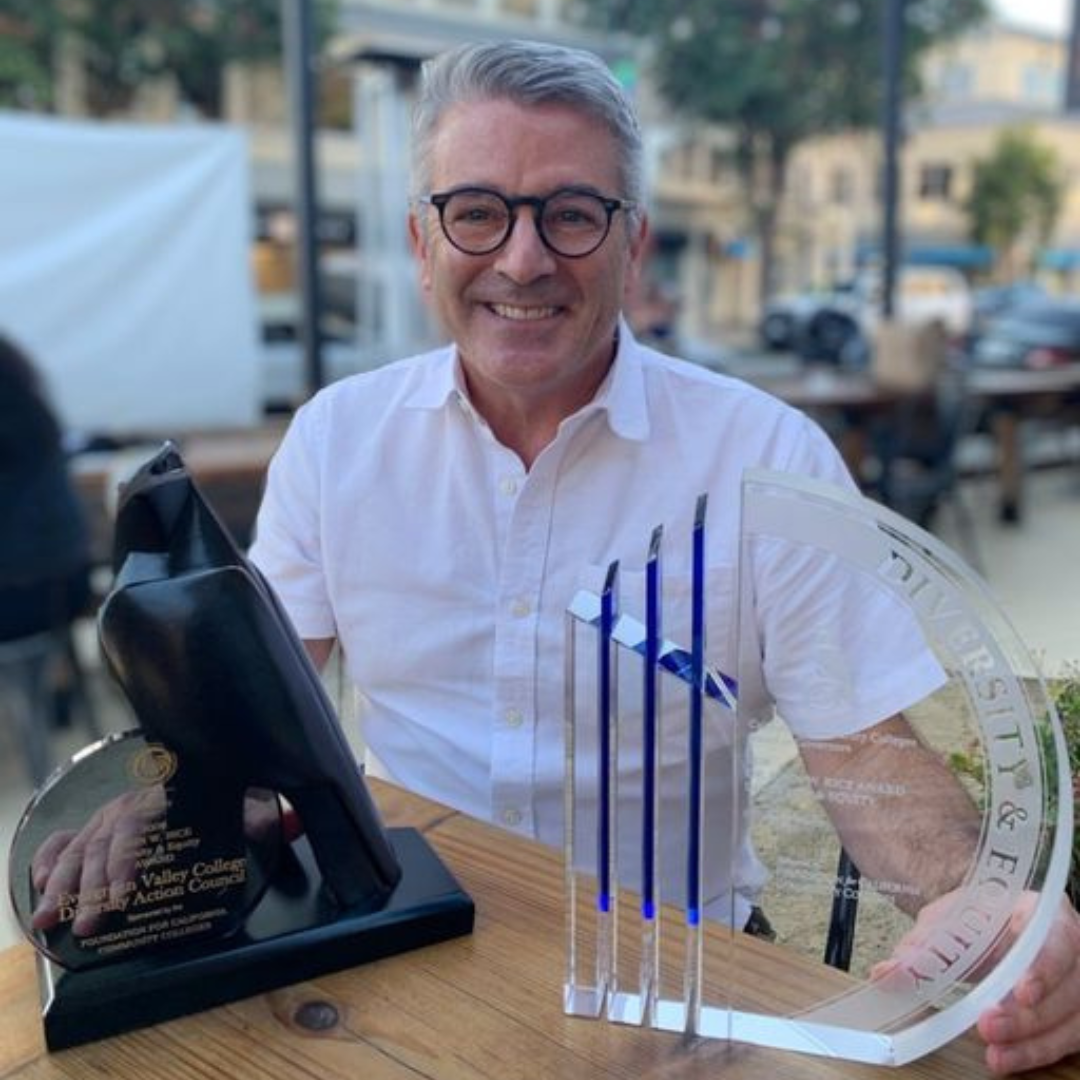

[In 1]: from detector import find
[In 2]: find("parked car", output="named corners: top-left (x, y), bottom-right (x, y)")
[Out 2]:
top-left (758, 288), bottom-right (839, 351)
top-left (969, 280), bottom-right (1047, 343)
top-left (971, 299), bottom-right (1080, 369)
top-left (759, 266), bottom-right (973, 363)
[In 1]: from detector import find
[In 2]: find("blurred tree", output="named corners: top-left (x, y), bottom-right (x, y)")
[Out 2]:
top-left (965, 127), bottom-right (1065, 281)
top-left (578, 0), bottom-right (988, 301)
top-left (0, 3), bottom-right (62, 110)
top-left (0, 0), bottom-right (337, 118)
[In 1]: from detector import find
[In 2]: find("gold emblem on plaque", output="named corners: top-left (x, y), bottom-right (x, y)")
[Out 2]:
top-left (128, 743), bottom-right (179, 786)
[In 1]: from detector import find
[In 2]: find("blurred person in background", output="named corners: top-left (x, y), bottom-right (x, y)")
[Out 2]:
top-left (0, 334), bottom-right (92, 671)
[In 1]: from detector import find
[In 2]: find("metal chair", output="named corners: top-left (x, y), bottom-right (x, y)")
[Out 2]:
top-left (824, 848), bottom-right (862, 971)
top-left (869, 364), bottom-right (985, 576)
top-left (0, 624), bottom-right (100, 789)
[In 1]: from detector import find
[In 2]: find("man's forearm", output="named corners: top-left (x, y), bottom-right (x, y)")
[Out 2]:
top-left (799, 712), bottom-right (982, 917)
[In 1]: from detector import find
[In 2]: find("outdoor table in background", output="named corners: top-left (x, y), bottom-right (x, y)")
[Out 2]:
top-left (65, 361), bottom-right (1080, 571)
top-left (70, 422), bottom-right (287, 567)
top-left (751, 363), bottom-right (1080, 523)
top-left (966, 365), bottom-right (1080, 522)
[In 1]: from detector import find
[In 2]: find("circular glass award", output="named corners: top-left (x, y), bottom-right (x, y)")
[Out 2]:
top-left (8, 730), bottom-right (283, 971)
top-left (729, 468), bottom-right (1073, 1062)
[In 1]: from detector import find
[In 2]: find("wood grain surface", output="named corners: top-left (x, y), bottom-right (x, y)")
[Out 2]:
top-left (2, 779), bottom-right (1078, 1079)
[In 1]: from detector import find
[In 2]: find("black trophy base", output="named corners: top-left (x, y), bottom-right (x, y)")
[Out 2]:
top-left (38, 827), bottom-right (475, 1050)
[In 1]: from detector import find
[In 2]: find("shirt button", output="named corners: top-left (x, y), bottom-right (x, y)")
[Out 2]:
top-left (502, 808), bottom-right (523, 827)
top-left (510, 598), bottom-right (531, 618)
top-left (504, 708), bottom-right (523, 729)
top-left (499, 476), bottom-right (518, 496)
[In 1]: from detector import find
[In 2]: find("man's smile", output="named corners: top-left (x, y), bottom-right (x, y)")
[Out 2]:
top-left (488, 303), bottom-right (562, 321)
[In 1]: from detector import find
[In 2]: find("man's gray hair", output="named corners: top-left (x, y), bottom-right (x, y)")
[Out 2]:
top-left (411, 39), bottom-right (644, 210)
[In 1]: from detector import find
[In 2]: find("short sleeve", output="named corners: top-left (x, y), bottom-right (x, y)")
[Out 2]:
top-left (248, 401), bottom-right (338, 641)
top-left (751, 412), bottom-right (945, 738)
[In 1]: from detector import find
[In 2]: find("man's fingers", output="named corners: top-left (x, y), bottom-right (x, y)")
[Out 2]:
top-left (29, 830), bottom-right (78, 892)
top-left (69, 834), bottom-right (114, 937)
top-left (977, 900), bottom-right (1080, 1075)
top-left (31, 833), bottom-right (93, 930)
top-left (982, 1012), bottom-right (1080, 1077)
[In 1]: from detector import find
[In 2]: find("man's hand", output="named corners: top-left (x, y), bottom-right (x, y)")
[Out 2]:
top-left (872, 890), bottom-right (1080, 1074)
top-left (30, 786), bottom-right (166, 937)
top-left (29, 787), bottom-right (296, 940)
top-left (976, 894), bottom-right (1080, 1075)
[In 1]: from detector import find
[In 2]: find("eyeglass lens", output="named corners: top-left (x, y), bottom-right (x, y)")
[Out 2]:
top-left (438, 189), bottom-right (614, 257)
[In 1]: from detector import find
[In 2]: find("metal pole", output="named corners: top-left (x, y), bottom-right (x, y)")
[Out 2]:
top-left (282, 0), bottom-right (324, 397)
top-left (881, 0), bottom-right (904, 320)
top-left (1066, 0), bottom-right (1080, 111)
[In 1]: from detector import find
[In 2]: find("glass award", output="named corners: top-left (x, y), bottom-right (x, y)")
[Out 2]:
top-left (564, 468), bottom-right (1072, 1066)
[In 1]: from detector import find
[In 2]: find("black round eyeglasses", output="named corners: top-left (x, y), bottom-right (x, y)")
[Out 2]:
top-left (416, 186), bottom-right (636, 259)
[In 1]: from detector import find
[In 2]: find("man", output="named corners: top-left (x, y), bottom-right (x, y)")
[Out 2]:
top-left (250, 39), bottom-right (1080, 1074)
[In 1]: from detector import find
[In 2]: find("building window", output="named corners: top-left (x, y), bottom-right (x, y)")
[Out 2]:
top-left (1020, 64), bottom-right (1063, 107)
top-left (830, 166), bottom-right (854, 205)
top-left (918, 163), bottom-right (953, 201)
top-left (680, 142), bottom-right (696, 181)
top-left (938, 62), bottom-right (973, 100)
top-left (709, 146), bottom-right (727, 184)
top-left (790, 165), bottom-right (814, 207)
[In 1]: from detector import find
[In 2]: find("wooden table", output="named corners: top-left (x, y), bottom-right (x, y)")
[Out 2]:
top-left (966, 366), bottom-right (1080, 521)
top-left (752, 364), bottom-right (1080, 521)
top-left (748, 367), bottom-right (898, 479)
top-left (70, 423), bottom-right (287, 565)
top-left (65, 362), bottom-right (1080, 571)
top-left (3, 780), bottom-right (1078, 1079)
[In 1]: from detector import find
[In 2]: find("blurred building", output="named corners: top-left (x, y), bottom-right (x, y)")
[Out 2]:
top-left (775, 17), bottom-right (1080, 306)
top-left (30, 1), bottom-right (1080, 358)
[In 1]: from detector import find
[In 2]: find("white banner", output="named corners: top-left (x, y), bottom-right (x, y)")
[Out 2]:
top-left (0, 112), bottom-right (260, 433)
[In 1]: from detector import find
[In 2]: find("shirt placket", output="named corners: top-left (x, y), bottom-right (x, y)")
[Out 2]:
top-left (488, 445), bottom-right (556, 836)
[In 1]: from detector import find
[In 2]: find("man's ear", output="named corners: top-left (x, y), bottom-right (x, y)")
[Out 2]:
top-left (408, 211), bottom-right (433, 292)
top-left (623, 211), bottom-right (650, 303)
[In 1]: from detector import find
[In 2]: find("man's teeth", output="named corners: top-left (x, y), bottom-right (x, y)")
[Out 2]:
top-left (490, 304), bottom-right (558, 321)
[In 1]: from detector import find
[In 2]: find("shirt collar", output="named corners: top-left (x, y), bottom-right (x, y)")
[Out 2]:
top-left (588, 318), bottom-right (651, 442)
top-left (403, 317), bottom-right (651, 443)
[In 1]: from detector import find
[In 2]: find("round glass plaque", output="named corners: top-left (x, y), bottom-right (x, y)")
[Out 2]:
top-left (8, 730), bottom-right (282, 971)
top-left (729, 468), bottom-right (1073, 1063)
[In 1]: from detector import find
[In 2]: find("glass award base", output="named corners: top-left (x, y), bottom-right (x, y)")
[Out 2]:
top-left (34, 827), bottom-right (474, 1050)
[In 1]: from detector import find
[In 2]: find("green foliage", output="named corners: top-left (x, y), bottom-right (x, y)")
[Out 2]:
top-left (589, 0), bottom-right (982, 147)
top-left (0, 3), bottom-right (64, 109)
top-left (965, 127), bottom-right (1065, 275)
top-left (952, 671), bottom-right (1080, 900)
top-left (1058, 675), bottom-right (1080, 756)
top-left (575, 0), bottom-right (988, 296)
top-left (0, 0), bottom-right (338, 117)
top-left (0, 33), bottom-right (53, 110)
top-left (1052, 671), bottom-right (1080, 901)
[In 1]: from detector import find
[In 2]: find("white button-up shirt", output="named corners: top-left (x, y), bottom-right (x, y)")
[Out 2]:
top-left (250, 327), bottom-right (940, 922)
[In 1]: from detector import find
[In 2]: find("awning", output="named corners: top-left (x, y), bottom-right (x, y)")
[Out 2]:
top-left (856, 240), bottom-right (994, 270)
top-left (1038, 248), bottom-right (1080, 271)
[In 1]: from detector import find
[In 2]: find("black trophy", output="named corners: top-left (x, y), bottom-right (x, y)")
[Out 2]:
top-left (6, 443), bottom-right (474, 1050)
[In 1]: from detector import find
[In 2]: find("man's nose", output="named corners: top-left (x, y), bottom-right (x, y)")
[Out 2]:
top-left (494, 207), bottom-right (556, 281)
